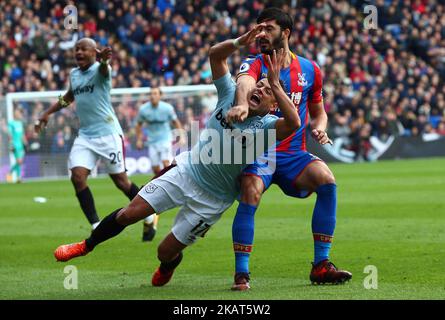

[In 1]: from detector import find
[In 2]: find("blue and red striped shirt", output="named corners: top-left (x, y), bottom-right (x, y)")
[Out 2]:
top-left (237, 52), bottom-right (323, 152)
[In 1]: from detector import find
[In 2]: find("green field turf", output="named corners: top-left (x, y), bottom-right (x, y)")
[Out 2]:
top-left (1, 157), bottom-right (444, 300)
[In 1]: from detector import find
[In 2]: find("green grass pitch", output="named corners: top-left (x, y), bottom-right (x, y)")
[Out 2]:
top-left (1, 158), bottom-right (444, 300)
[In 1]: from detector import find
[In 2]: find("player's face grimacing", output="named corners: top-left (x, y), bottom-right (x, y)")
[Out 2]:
top-left (74, 39), bottom-right (97, 70)
top-left (256, 20), bottom-right (285, 55)
top-left (247, 78), bottom-right (276, 116)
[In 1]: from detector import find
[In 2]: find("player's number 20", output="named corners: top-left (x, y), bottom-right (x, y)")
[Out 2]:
top-left (109, 151), bottom-right (122, 164)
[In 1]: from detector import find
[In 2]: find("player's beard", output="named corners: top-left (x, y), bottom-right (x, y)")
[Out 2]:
top-left (258, 31), bottom-right (285, 55)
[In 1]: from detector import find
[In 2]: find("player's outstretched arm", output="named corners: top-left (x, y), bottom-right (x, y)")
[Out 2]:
top-left (267, 49), bottom-right (301, 140)
top-left (96, 47), bottom-right (112, 78)
top-left (229, 75), bottom-right (257, 123)
top-left (34, 90), bottom-right (74, 133)
top-left (208, 23), bottom-right (266, 81)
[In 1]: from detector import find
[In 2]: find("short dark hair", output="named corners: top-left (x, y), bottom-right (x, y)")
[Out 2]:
top-left (257, 7), bottom-right (293, 40)
top-left (151, 86), bottom-right (162, 95)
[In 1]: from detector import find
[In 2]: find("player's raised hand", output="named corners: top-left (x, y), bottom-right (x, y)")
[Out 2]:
top-left (34, 114), bottom-right (49, 133)
top-left (265, 48), bottom-right (285, 86)
top-left (96, 47), bottom-right (112, 62)
top-left (226, 105), bottom-right (249, 124)
top-left (311, 129), bottom-right (333, 145)
top-left (236, 23), bottom-right (267, 47)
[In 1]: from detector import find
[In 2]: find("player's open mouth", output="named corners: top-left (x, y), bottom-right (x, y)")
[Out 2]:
top-left (250, 93), bottom-right (261, 106)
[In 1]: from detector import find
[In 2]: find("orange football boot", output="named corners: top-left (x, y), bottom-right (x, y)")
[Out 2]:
top-left (151, 267), bottom-right (175, 286)
top-left (54, 240), bottom-right (89, 262)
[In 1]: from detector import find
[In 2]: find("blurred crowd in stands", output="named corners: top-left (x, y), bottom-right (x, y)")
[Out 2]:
top-left (1, 0), bottom-right (445, 161)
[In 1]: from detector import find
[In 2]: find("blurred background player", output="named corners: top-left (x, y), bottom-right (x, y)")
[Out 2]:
top-left (229, 7), bottom-right (351, 290)
top-left (135, 86), bottom-right (185, 241)
top-left (35, 38), bottom-right (140, 230)
top-left (7, 108), bottom-right (27, 183)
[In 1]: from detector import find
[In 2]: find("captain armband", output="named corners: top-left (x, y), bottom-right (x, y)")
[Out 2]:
top-left (232, 38), bottom-right (242, 49)
top-left (58, 95), bottom-right (70, 108)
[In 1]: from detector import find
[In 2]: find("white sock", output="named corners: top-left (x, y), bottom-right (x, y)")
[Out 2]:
top-left (144, 215), bottom-right (154, 224)
top-left (92, 221), bottom-right (100, 230)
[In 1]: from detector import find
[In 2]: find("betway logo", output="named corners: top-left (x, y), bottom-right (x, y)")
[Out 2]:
top-left (215, 108), bottom-right (234, 130)
top-left (73, 84), bottom-right (95, 96)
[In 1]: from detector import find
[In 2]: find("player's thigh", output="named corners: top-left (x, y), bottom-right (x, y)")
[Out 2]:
top-left (138, 165), bottom-right (186, 214)
top-left (172, 185), bottom-right (232, 246)
top-left (149, 144), bottom-right (162, 167)
top-left (271, 152), bottom-right (323, 197)
top-left (14, 148), bottom-right (25, 163)
top-left (68, 136), bottom-right (97, 171)
top-left (241, 161), bottom-right (273, 204)
top-left (239, 173), bottom-right (266, 206)
top-left (97, 134), bottom-right (126, 174)
top-left (159, 143), bottom-right (172, 164)
top-left (294, 160), bottom-right (335, 192)
top-left (170, 206), bottom-right (221, 246)
top-left (70, 166), bottom-right (90, 181)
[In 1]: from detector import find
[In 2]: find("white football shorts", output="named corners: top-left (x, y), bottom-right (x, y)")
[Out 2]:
top-left (68, 133), bottom-right (126, 174)
top-left (149, 141), bottom-right (172, 167)
top-left (138, 165), bottom-right (233, 245)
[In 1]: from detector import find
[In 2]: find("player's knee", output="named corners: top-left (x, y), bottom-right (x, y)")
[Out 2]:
top-left (244, 189), bottom-right (261, 205)
top-left (114, 176), bottom-right (130, 191)
top-left (71, 172), bottom-right (87, 189)
top-left (115, 208), bottom-right (131, 225)
top-left (317, 170), bottom-right (336, 187)
top-left (240, 177), bottom-right (263, 206)
top-left (115, 204), bottom-right (142, 225)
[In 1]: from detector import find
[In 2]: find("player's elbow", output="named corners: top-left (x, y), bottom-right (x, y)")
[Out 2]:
top-left (208, 45), bottom-right (220, 60)
top-left (277, 117), bottom-right (301, 140)
top-left (287, 113), bottom-right (301, 131)
top-left (293, 114), bottom-right (302, 130)
top-left (208, 45), bottom-right (216, 57)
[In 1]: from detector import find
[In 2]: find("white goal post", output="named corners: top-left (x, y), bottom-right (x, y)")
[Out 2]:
top-left (2, 84), bottom-right (217, 182)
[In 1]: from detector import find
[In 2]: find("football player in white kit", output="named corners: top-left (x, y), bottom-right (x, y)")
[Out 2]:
top-left (135, 87), bottom-right (185, 242)
top-left (35, 38), bottom-right (140, 230)
top-left (53, 25), bottom-right (300, 287)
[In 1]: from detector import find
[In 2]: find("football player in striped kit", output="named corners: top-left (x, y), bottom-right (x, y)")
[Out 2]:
top-left (229, 8), bottom-right (351, 289)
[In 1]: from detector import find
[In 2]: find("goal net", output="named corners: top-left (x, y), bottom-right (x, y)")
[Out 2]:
top-left (1, 85), bottom-right (217, 182)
